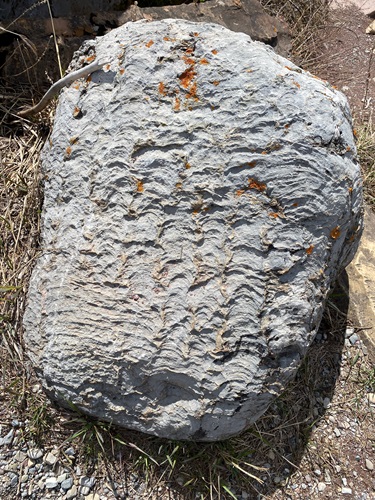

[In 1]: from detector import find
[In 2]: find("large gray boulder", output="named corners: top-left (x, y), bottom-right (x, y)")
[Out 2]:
top-left (23, 19), bottom-right (363, 441)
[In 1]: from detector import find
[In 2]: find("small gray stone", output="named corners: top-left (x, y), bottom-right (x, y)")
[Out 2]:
top-left (0, 429), bottom-right (14, 446)
top-left (27, 449), bottom-right (43, 460)
top-left (21, 474), bottom-right (29, 483)
top-left (323, 398), bottom-right (331, 409)
top-left (66, 484), bottom-right (78, 500)
top-left (61, 477), bottom-right (74, 490)
top-left (342, 487), bottom-right (352, 494)
top-left (10, 473), bottom-right (19, 488)
top-left (64, 447), bottom-right (76, 456)
top-left (365, 458), bottom-right (374, 470)
top-left (349, 333), bottom-right (359, 345)
top-left (57, 473), bottom-right (68, 483)
top-left (317, 482), bottom-right (326, 492)
top-left (45, 477), bottom-right (58, 489)
top-left (79, 476), bottom-right (96, 489)
top-left (334, 427), bottom-right (341, 437)
top-left (44, 451), bottom-right (58, 466)
top-left (79, 485), bottom-right (91, 496)
top-left (345, 327), bottom-right (355, 338)
top-left (14, 450), bottom-right (27, 462)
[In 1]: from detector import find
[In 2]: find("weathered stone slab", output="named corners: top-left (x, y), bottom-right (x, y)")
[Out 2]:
top-left (23, 19), bottom-right (363, 441)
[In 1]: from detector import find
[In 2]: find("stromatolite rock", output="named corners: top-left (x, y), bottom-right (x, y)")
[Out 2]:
top-left (23, 19), bottom-right (363, 441)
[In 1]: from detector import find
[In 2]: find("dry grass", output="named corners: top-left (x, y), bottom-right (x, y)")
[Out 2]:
top-left (260, 0), bottom-right (332, 68)
top-left (356, 117), bottom-right (375, 207)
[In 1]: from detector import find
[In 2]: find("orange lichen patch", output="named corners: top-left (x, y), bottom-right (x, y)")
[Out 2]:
top-left (175, 182), bottom-right (182, 189)
top-left (292, 202), bottom-right (298, 207)
top-left (306, 245), bottom-right (314, 255)
top-left (199, 58), bottom-right (209, 65)
top-left (182, 55), bottom-right (195, 65)
top-left (65, 146), bottom-right (72, 157)
top-left (212, 80), bottom-right (220, 86)
top-left (73, 107), bottom-right (81, 118)
top-left (247, 160), bottom-right (257, 168)
top-left (353, 128), bottom-right (358, 137)
top-left (173, 97), bottom-right (181, 111)
top-left (119, 68), bottom-right (125, 75)
top-left (69, 136), bottom-right (79, 145)
top-left (186, 82), bottom-right (198, 100)
top-left (292, 80), bottom-right (300, 89)
top-left (348, 187), bottom-right (353, 193)
top-left (179, 66), bottom-right (196, 89)
top-left (193, 32), bottom-right (199, 36)
top-left (284, 65), bottom-right (292, 70)
top-left (211, 49), bottom-right (218, 55)
top-left (86, 74), bottom-right (92, 83)
top-left (185, 162), bottom-right (191, 169)
top-left (248, 178), bottom-right (266, 192)
top-left (284, 124), bottom-right (290, 129)
top-left (158, 82), bottom-right (167, 96)
top-left (261, 151), bottom-right (267, 155)
top-left (104, 64), bottom-right (111, 71)
top-left (330, 226), bottom-right (341, 240)
top-left (136, 180), bottom-right (144, 193)
top-left (145, 40), bottom-right (154, 48)
top-left (268, 212), bottom-right (279, 218)
top-left (86, 55), bottom-right (96, 63)
top-left (163, 36), bottom-right (170, 41)
top-left (72, 83), bottom-right (80, 90)
top-left (346, 146), bottom-right (351, 152)
top-left (236, 189), bottom-right (245, 197)
top-left (185, 47), bottom-right (194, 55)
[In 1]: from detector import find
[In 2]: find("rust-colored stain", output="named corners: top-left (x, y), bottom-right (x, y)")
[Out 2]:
top-left (73, 107), bottom-right (81, 118)
top-left (212, 80), bottom-right (220, 86)
top-left (65, 146), bottom-right (72, 157)
top-left (136, 180), bottom-right (144, 193)
top-left (236, 189), bottom-right (245, 197)
top-left (86, 55), bottom-right (96, 63)
top-left (247, 160), bottom-right (257, 168)
top-left (72, 83), bottom-right (80, 90)
top-left (211, 49), bottom-right (218, 55)
top-left (346, 146), bottom-right (351, 152)
top-left (104, 64), bottom-right (111, 71)
top-left (292, 202), bottom-right (298, 207)
top-left (158, 82), bottom-right (167, 96)
top-left (268, 212), bottom-right (279, 218)
top-left (173, 97), bottom-right (181, 111)
top-left (146, 40), bottom-right (154, 48)
top-left (348, 187), bottom-right (353, 193)
top-left (185, 47), bottom-right (194, 55)
top-left (261, 151), bottom-right (267, 155)
top-left (186, 81), bottom-right (198, 100)
top-left (292, 80), bottom-right (300, 88)
top-left (284, 65), bottom-right (292, 70)
top-left (175, 182), bottom-right (182, 189)
top-left (185, 162), bottom-right (191, 169)
top-left (182, 55), bottom-right (195, 66)
top-left (248, 178), bottom-right (266, 192)
top-left (69, 136), bottom-right (79, 145)
top-left (306, 245), bottom-right (314, 255)
top-left (199, 58), bottom-right (209, 65)
top-left (284, 124), bottom-right (290, 129)
top-left (179, 66), bottom-right (196, 89)
top-left (330, 226), bottom-right (341, 240)
top-left (119, 68), bottom-right (125, 75)
top-left (193, 32), bottom-right (199, 37)
top-left (86, 74), bottom-right (92, 83)
top-left (353, 128), bottom-right (357, 137)
top-left (163, 36), bottom-right (170, 41)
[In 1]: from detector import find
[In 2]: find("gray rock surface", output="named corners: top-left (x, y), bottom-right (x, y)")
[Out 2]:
top-left (23, 19), bottom-right (363, 441)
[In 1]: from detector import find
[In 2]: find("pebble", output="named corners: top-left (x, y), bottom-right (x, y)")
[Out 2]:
top-left (365, 458), bottom-right (374, 470)
top-left (323, 397), bottom-right (331, 409)
top-left (86, 494), bottom-right (100, 500)
top-left (27, 448), bottom-right (43, 460)
top-left (0, 429), bottom-right (14, 446)
top-left (80, 485), bottom-right (91, 495)
top-left (317, 482), bottom-right (326, 492)
top-left (342, 487), bottom-right (353, 494)
top-left (13, 450), bottom-right (27, 462)
top-left (80, 476), bottom-right (96, 488)
top-left (61, 477), bottom-right (74, 490)
top-left (44, 451), bottom-right (58, 466)
top-left (334, 427), bottom-right (341, 437)
top-left (45, 476), bottom-right (58, 489)
top-left (349, 333), bottom-right (359, 345)
top-left (66, 484), bottom-right (78, 499)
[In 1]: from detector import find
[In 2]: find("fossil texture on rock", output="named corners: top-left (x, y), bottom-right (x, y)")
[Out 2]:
top-left (23, 19), bottom-right (363, 441)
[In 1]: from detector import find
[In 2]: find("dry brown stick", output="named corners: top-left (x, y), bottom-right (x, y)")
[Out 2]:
top-left (18, 59), bottom-right (108, 118)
